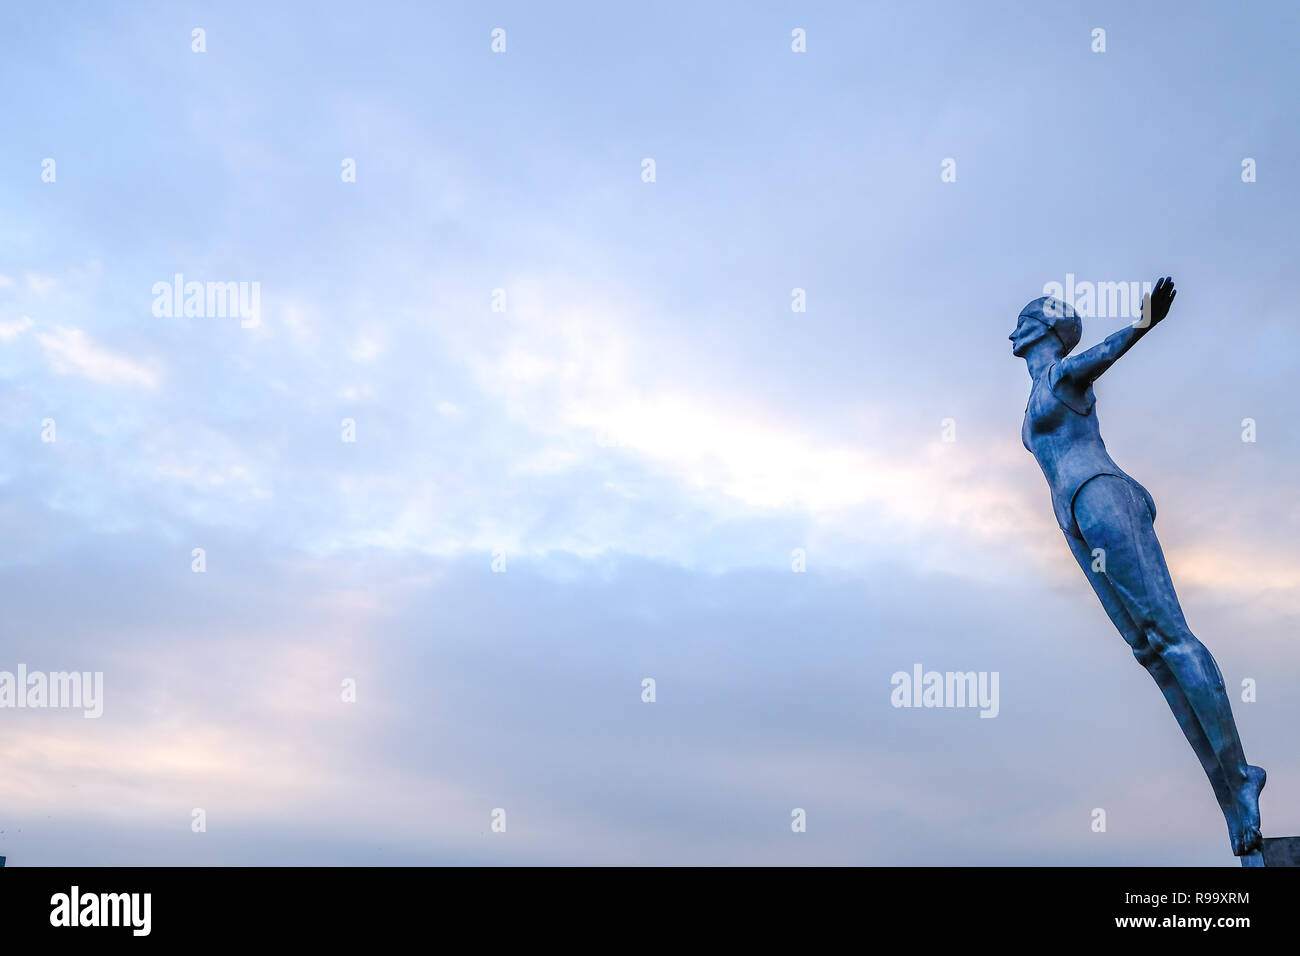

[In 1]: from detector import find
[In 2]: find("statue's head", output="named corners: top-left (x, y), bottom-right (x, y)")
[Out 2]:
top-left (1010, 295), bottom-right (1081, 358)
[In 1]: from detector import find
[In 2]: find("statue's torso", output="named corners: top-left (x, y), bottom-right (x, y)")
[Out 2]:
top-left (1022, 363), bottom-right (1155, 538)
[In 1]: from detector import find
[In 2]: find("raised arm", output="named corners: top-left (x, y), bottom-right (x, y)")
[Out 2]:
top-left (1059, 276), bottom-right (1175, 386)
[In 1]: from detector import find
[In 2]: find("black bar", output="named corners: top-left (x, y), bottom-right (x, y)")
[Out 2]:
top-left (2, 866), bottom-right (1297, 942)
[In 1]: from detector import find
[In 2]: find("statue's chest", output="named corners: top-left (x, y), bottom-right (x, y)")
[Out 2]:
top-left (1023, 379), bottom-right (1067, 447)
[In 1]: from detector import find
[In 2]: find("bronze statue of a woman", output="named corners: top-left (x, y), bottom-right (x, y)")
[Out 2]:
top-left (1012, 277), bottom-right (1266, 858)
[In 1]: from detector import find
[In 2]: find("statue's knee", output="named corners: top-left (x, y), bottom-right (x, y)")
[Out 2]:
top-left (1131, 642), bottom-right (1159, 668)
top-left (1145, 625), bottom-right (1195, 659)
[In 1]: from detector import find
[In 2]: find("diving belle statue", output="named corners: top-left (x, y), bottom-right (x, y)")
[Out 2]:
top-left (1012, 277), bottom-right (1279, 864)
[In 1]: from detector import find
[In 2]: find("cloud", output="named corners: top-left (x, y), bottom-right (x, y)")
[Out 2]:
top-left (338, 384), bottom-right (374, 401)
top-left (26, 272), bottom-right (55, 295)
top-left (36, 327), bottom-right (159, 388)
top-left (347, 329), bottom-right (387, 363)
top-left (443, 276), bottom-right (1053, 562)
top-left (6, 543), bottom-right (1289, 865)
top-left (0, 315), bottom-right (33, 342)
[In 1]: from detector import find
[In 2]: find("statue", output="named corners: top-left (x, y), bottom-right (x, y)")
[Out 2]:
top-left (1013, 277), bottom-right (1277, 863)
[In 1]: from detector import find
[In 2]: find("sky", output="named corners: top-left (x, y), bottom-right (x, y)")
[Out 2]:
top-left (1, 0), bottom-right (1298, 865)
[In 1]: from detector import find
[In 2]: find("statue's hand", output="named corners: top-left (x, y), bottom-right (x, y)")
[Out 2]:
top-left (1138, 276), bottom-right (1176, 327)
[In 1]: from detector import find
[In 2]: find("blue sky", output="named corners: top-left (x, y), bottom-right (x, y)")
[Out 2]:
top-left (1, 0), bottom-right (1298, 864)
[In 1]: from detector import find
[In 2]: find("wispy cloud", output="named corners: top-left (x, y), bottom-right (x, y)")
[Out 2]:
top-left (0, 315), bottom-right (33, 342)
top-left (36, 327), bottom-right (159, 388)
top-left (26, 272), bottom-right (56, 295)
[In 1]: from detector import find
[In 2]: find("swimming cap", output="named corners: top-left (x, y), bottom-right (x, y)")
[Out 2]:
top-left (1019, 296), bottom-right (1081, 354)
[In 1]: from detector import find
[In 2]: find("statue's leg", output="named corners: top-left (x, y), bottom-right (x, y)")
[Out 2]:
top-left (1064, 532), bottom-right (1230, 812)
top-left (1073, 475), bottom-right (1264, 855)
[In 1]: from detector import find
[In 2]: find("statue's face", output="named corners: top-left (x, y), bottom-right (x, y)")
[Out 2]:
top-left (1009, 316), bottom-right (1051, 357)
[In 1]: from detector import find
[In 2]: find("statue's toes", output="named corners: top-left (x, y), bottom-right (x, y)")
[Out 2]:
top-left (1232, 824), bottom-right (1263, 856)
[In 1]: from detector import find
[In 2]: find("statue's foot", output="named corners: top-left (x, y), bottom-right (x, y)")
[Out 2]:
top-left (1227, 765), bottom-right (1266, 856)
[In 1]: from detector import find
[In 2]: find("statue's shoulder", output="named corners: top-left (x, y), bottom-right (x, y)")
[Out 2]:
top-left (1046, 362), bottom-right (1095, 416)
